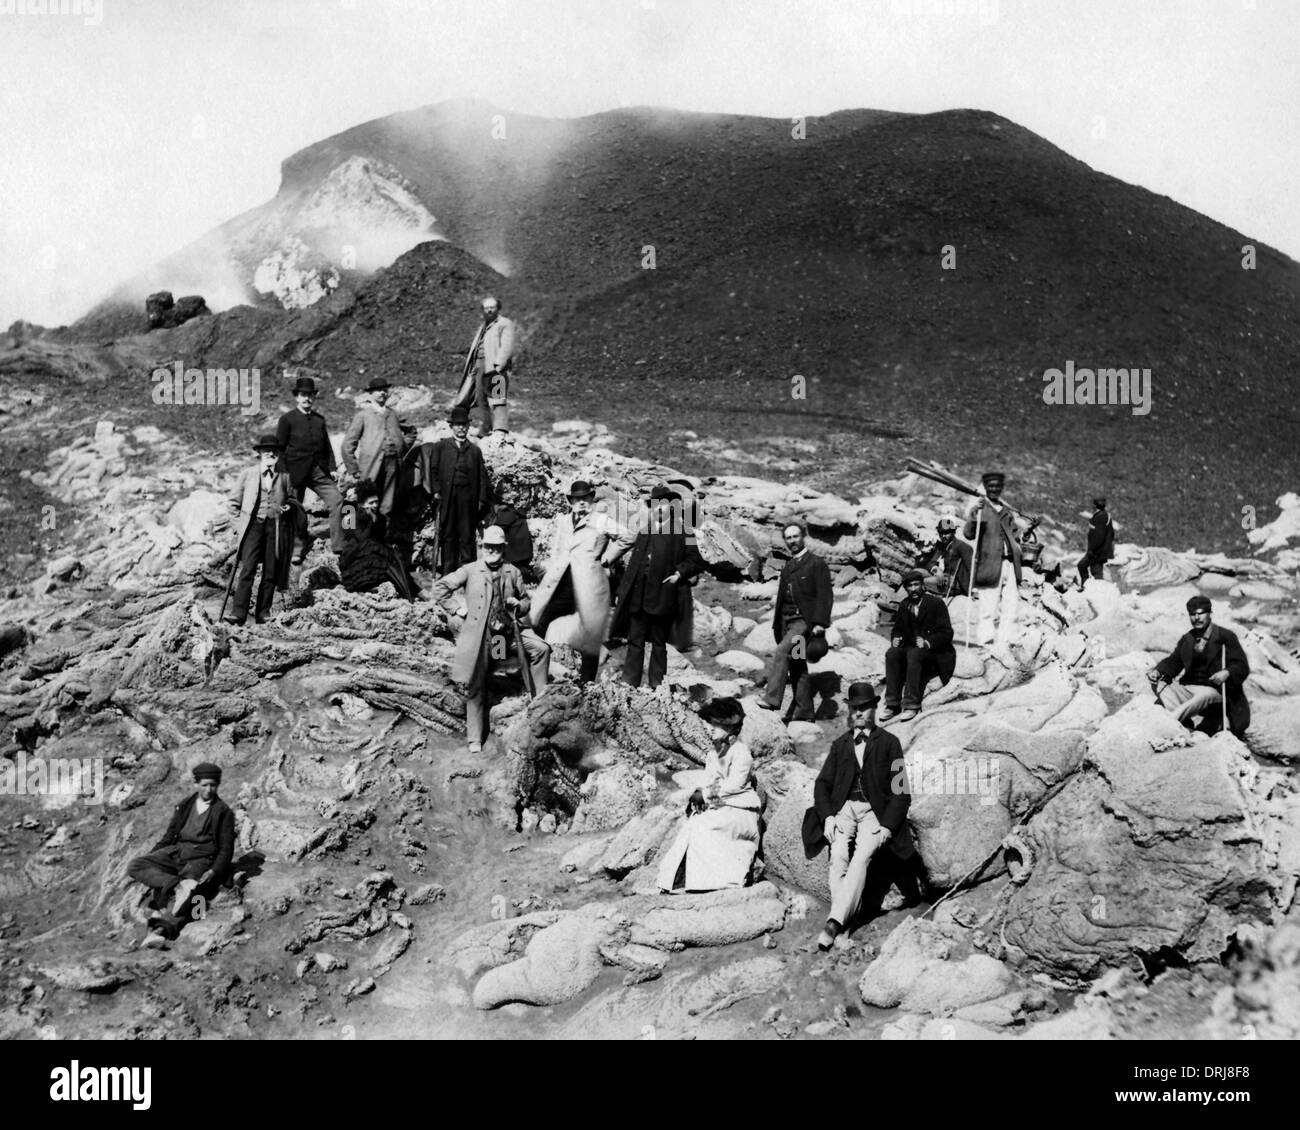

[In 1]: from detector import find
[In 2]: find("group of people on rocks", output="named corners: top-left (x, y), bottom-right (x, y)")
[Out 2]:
top-left (141, 317), bottom-right (1249, 952)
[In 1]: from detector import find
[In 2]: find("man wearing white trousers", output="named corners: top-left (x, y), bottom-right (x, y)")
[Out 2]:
top-left (963, 471), bottom-right (1023, 647)
top-left (804, 682), bottom-right (915, 950)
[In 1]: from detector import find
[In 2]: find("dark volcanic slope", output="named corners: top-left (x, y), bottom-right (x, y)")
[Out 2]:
top-left (70, 101), bottom-right (1300, 552)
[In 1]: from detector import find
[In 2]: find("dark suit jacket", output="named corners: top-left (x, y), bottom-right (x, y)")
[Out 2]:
top-left (804, 728), bottom-right (914, 859)
top-left (1084, 509), bottom-right (1115, 563)
top-left (892, 592), bottom-right (957, 685)
top-left (414, 439), bottom-right (493, 520)
top-left (1154, 624), bottom-right (1250, 736)
top-left (773, 550), bottom-right (833, 639)
top-left (152, 794), bottom-right (236, 879)
top-left (610, 529), bottom-right (705, 632)
top-left (275, 408), bottom-right (336, 488)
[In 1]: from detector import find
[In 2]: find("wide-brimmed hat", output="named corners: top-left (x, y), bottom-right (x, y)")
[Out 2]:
top-left (845, 682), bottom-right (880, 709)
top-left (482, 525), bottom-right (507, 547)
top-left (291, 376), bottom-right (318, 395)
top-left (699, 696), bottom-right (745, 732)
top-left (253, 433), bottom-right (283, 451)
top-left (366, 377), bottom-right (391, 392)
top-left (448, 406), bottom-right (470, 424)
top-left (567, 480), bottom-right (596, 500)
top-left (192, 762), bottom-right (223, 783)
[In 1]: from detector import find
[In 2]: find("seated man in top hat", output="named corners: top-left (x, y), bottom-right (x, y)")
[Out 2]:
top-left (883, 569), bottom-right (957, 722)
top-left (127, 762), bottom-right (236, 948)
top-left (276, 374), bottom-right (345, 562)
top-left (1147, 596), bottom-right (1250, 738)
top-left (223, 432), bottom-right (294, 626)
top-left (343, 377), bottom-right (406, 517)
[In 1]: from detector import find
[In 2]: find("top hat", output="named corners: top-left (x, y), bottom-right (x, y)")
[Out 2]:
top-left (567, 480), bottom-right (596, 500)
top-left (291, 376), bottom-right (318, 395)
top-left (845, 681), bottom-right (880, 709)
top-left (482, 525), bottom-right (507, 547)
top-left (366, 377), bottom-right (391, 392)
top-left (253, 433), bottom-right (283, 451)
top-left (448, 406), bottom-right (471, 424)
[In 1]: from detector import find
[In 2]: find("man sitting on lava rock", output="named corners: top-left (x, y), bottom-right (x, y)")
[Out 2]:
top-left (127, 763), bottom-right (236, 948)
top-left (1147, 595), bottom-right (1251, 739)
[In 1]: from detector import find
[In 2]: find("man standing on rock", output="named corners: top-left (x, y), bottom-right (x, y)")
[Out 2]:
top-left (275, 375), bottom-right (344, 562)
top-left (1147, 596), bottom-right (1251, 738)
top-left (343, 377), bottom-right (406, 517)
top-left (224, 433), bottom-right (294, 626)
top-left (921, 517), bottom-right (971, 597)
top-left (803, 683), bottom-right (914, 950)
top-left (433, 526), bottom-right (551, 753)
top-left (883, 569), bottom-right (956, 722)
top-left (611, 484), bottom-right (706, 690)
top-left (529, 481), bottom-right (635, 684)
top-left (963, 472), bottom-right (1022, 647)
top-left (759, 521), bottom-right (832, 720)
top-left (455, 295), bottom-right (515, 435)
top-left (412, 405), bottom-right (493, 575)
top-left (1076, 496), bottom-right (1114, 589)
top-left (127, 762), bottom-right (236, 948)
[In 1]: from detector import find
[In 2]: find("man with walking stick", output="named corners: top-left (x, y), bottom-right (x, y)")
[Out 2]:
top-left (1147, 596), bottom-right (1251, 738)
top-left (221, 433), bottom-right (295, 627)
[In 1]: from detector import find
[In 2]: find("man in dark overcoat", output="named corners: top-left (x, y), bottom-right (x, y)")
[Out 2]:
top-left (883, 569), bottom-right (957, 721)
top-left (1148, 596), bottom-right (1250, 738)
top-left (759, 521), bottom-right (832, 720)
top-left (412, 406), bottom-right (493, 575)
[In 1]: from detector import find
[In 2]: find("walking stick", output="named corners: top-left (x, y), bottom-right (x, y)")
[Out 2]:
top-left (965, 506), bottom-right (982, 651)
top-left (1219, 639), bottom-right (1229, 733)
top-left (218, 536), bottom-right (241, 622)
top-left (511, 613), bottom-right (537, 699)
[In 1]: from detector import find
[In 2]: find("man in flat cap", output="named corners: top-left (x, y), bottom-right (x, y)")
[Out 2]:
top-left (1076, 497), bottom-right (1115, 589)
top-left (759, 521), bottom-right (832, 720)
top-left (223, 433), bottom-right (294, 626)
top-left (920, 517), bottom-right (971, 597)
top-left (529, 481), bottom-right (635, 683)
top-left (455, 295), bottom-right (515, 435)
top-left (128, 763), bottom-right (236, 947)
top-left (411, 405), bottom-right (494, 575)
top-left (802, 683), bottom-right (915, 950)
top-left (343, 377), bottom-right (407, 517)
top-left (883, 569), bottom-right (957, 722)
top-left (433, 525), bottom-right (550, 753)
top-left (611, 484), bottom-right (707, 689)
top-left (275, 374), bottom-right (345, 563)
top-left (963, 471), bottom-right (1023, 647)
top-left (1147, 596), bottom-right (1251, 738)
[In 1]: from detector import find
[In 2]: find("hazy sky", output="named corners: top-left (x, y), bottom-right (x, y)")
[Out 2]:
top-left (1, 0), bottom-right (1296, 327)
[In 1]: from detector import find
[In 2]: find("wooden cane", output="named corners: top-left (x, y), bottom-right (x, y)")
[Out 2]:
top-left (1219, 638), bottom-right (1229, 732)
top-left (965, 506), bottom-right (982, 651)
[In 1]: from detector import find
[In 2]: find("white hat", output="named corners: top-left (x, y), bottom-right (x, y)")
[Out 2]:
top-left (482, 525), bottom-right (507, 547)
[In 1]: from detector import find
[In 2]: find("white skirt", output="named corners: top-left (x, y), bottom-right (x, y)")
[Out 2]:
top-left (655, 804), bottom-right (760, 892)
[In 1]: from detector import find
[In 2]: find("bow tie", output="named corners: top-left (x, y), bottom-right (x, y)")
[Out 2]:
top-left (854, 729), bottom-right (867, 743)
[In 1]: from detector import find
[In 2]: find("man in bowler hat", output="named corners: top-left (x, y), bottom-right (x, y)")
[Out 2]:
top-left (411, 405), bottom-right (494, 574)
top-left (343, 376), bottom-right (406, 516)
top-left (275, 375), bottom-right (344, 561)
top-left (224, 433), bottom-right (294, 626)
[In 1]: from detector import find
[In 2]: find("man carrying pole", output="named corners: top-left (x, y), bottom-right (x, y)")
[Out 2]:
top-left (963, 471), bottom-right (1023, 649)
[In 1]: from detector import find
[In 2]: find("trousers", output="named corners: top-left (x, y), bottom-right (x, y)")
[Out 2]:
top-left (884, 645), bottom-right (940, 709)
top-left (456, 367), bottom-right (510, 433)
top-left (230, 517), bottom-right (280, 623)
top-left (623, 609), bottom-right (672, 689)
top-left (466, 626), bottom-right (551, 745)
top-left (294, 465), bottom-right (344, 554)
top-left (975, 560), bottom-right (1019, 646)
top-left (828, 800), bottom-right (887, 927)
top-left (1157, 681), bottom-right (1224, 730)
top-left (763, 619), bottom-right (814, 716)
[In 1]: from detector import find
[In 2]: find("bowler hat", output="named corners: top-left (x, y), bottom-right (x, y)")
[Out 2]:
top-left (567, 480), bottom-right (596, 500)
top-left (253, 433), bottom-right (283, 451)
top-left (804, 632), bottom-right (830, 663)
top-left (1093, 497), bottom-right (1107, 509)
top-left (844, 681), bottom-right (880, 709)
top-left (901, 568), bottom-right (927, 586)
top-left (291, 376), bottom-right (318, 395)
top-left (699, 696), bottom-right (745, 732)
top-left (366, 377), bottom-right (391, 392)
top-left (192, 762), bottom-right (223, 783)
top-left (448, 406), bottom-right (470, 424)
top-left (650, 484), bottom-right (677, 501)
top-left (482, 525), bottom-right (507, 547)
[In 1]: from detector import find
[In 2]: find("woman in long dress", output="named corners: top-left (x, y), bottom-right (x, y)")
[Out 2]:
top-left (656, 697), bottom-right (762, 893)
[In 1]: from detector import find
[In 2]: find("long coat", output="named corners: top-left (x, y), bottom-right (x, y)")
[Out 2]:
top-left (227, 465), bottom-right (294, 589)
top-left (1084, 509), bottom-right (1115, 564)
top-left (609, 527), bottom-right (706, 650)
top-left (153, 793), bottom-right (237, 880)
top-left (529, 511), bottom-right (635, 656)
top-left (1154, 623), bottom-right (1251, 736)
top-left (892, 592), bottom-right (957, 685)
top-left (343, 400), bottom-right (405, 482)
top-left (773, 551), bottom-right (833, 639)
top-left (804, 727), bottom-right (914, 860)
top-left (433, 560), bottom-right (531, 695)
top-left (963, 500), bottom-right (1022, 587)
top-left (413, 438), bottom-right (493, 520)
top-left (458, 315), bottom-right (517, 403)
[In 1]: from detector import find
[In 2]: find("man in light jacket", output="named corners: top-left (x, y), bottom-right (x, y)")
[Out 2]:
top-left (962, 471), bottom-right (1022, 647)
top-left (433, 526), bottom-right (550, 753)
top-left (343, 377), bottom-right (406, 516)
top-left (224, 433), bottom-right (294, 626)
top-left (455, 295), bottom-right (515, 435)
